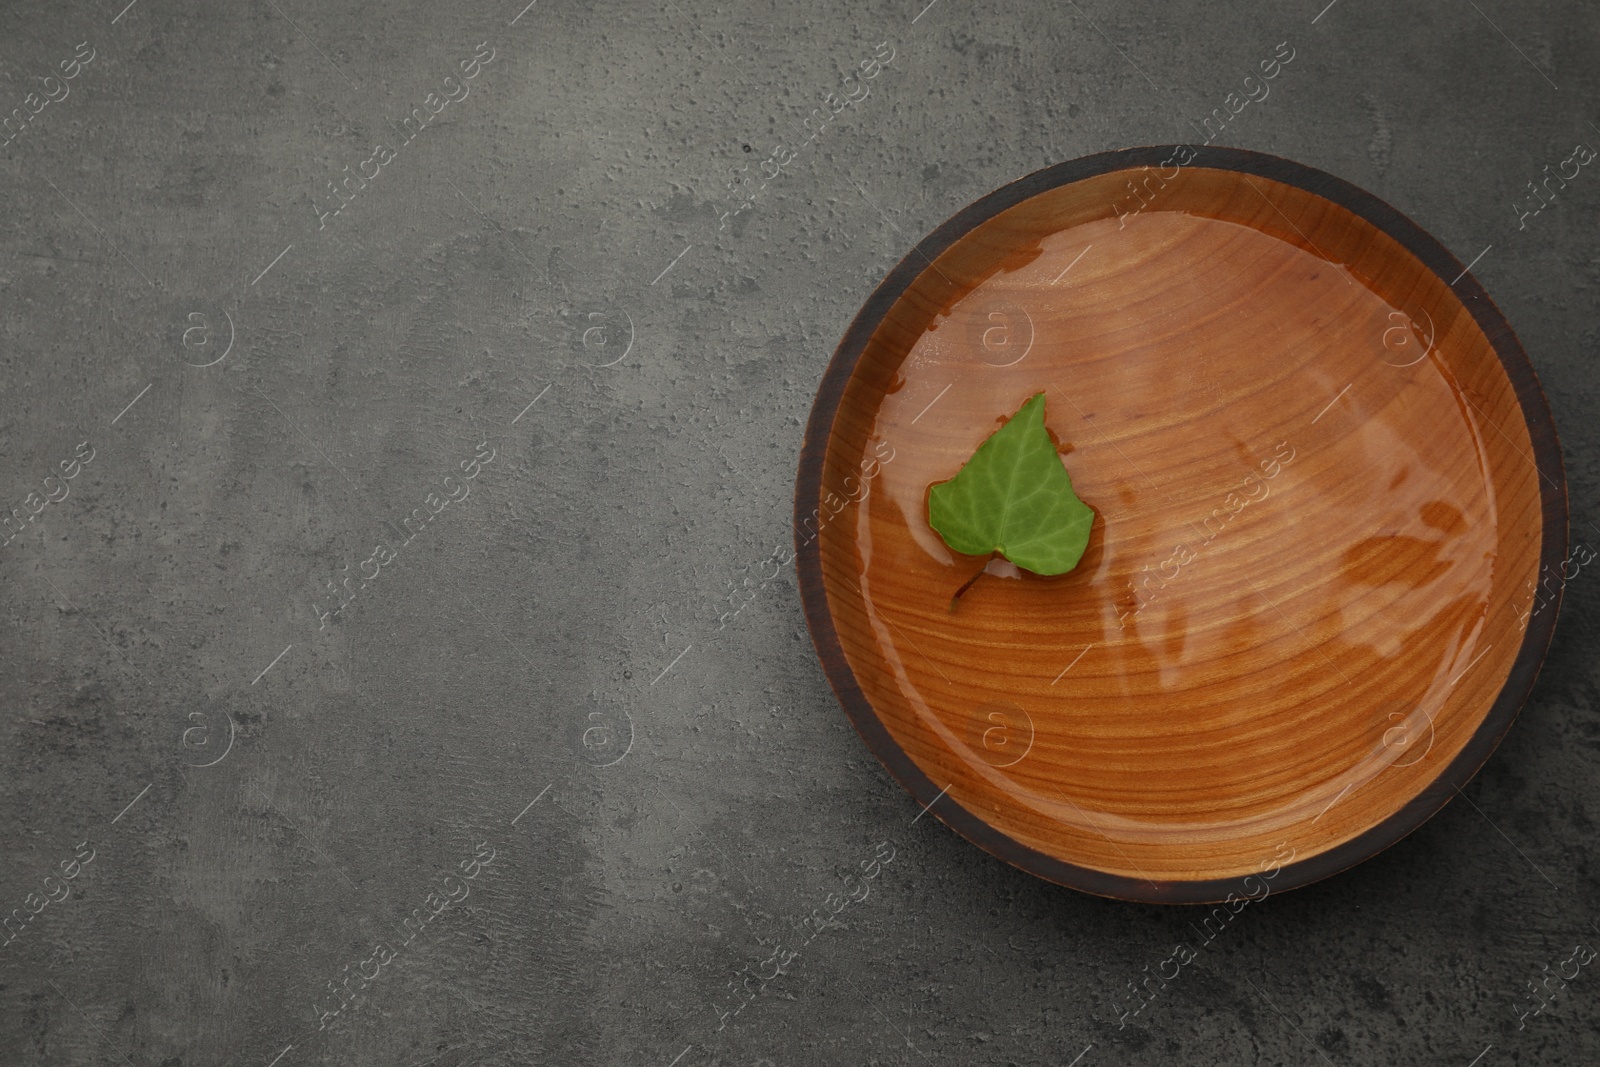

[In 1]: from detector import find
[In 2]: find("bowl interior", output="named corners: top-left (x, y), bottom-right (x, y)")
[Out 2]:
top-left (809, 159), bottom-right (1549, 896)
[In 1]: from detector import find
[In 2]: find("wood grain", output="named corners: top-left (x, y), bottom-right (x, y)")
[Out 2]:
top-left (796, 148), bottom-right (1567, 902)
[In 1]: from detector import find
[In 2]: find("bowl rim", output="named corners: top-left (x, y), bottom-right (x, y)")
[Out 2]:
top-left (792, 144), bottom-right (1570, 905)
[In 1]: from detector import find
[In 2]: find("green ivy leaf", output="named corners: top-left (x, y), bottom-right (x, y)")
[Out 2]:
top-left (927, 392), bottom-right (1094, 577)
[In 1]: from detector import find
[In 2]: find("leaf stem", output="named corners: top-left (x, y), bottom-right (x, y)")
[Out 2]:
top-left (948, 556), bottom-right (994, 612)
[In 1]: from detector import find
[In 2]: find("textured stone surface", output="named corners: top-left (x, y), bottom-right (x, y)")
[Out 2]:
top-left (0, 0), bottom-right (1596, 1064)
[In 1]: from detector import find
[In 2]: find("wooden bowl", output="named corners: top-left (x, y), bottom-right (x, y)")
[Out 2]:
top-left (795, 146), bottom-right (1567, 903)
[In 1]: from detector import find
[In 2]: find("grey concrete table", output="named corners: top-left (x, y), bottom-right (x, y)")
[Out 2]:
top-left (1, 0), bottom-right (1596, 1064)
